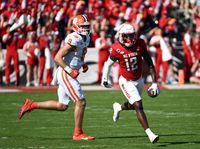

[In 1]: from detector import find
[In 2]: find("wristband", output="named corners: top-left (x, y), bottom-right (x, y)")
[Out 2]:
top-left (64, 65), bottom-right (71, 73)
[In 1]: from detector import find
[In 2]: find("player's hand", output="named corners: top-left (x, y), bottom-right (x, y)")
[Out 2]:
top-left (148, 83), bottom-right (160, 96)
top-left (70, 69), bottom-right (79, 78)
top-left (82, 64), bottom-right (88, 73)
top-left (102, 81), bottom-right (112, 88)
top-left (101, 78), bottom-right (112, 88)
top-left (64, 66), bottom-right (79, 78)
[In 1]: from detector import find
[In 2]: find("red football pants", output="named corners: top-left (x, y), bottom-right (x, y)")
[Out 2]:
top-left (46, 68), bottom-right (53, 85)
top-left (39, 56), bottom-right (45, 84)
top-left (5, 52), bottom-right (19, 84)
top-left (184, 51), bottom-right (193, 81)
top-left (155, 48), bottom-right (169, 82)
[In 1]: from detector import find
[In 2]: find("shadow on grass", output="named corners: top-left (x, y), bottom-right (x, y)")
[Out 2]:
top-left (158, 141), bottom-right (200, 147)
top-left (97, 133), bottom-right (197, 140)
top-left (97, 134), bottom-right (145, 139)
top-left (96, 133), bottom-right (200, 147)
top-left (158, 133), bottom-right (200, 147)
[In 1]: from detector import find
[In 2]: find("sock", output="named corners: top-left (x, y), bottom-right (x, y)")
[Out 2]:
top-left (30, 102), bottom-right (39, 109)
top-left (145, 128), bottom-right (155, 137)
top-left (74, 128), bottom-right (83, 136)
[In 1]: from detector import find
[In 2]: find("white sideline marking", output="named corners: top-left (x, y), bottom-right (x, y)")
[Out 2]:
top-left (0, 89), bottom-right (20, 93)
top-left (163, 84), bottom-right (200, 90)
top-left (0, 84), bottom-right (199, 93)
top-left (82, 85), bottom-right (119, 91)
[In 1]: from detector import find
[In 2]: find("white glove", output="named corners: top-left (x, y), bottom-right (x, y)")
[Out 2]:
top-left (148, 83), bottom-right (160, 96)
top-left (101, 77), bottom-right (113, 88)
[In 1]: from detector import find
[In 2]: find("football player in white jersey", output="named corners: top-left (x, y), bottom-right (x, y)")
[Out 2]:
top-left (18, 14), bottom-right (94, 141)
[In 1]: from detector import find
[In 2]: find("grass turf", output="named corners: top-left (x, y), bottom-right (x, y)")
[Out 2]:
top-left (0, 89), bottom-right (200, 149)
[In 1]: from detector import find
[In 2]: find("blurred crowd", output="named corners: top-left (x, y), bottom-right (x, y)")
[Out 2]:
top-left (0, 0), bottom-right (200, 86)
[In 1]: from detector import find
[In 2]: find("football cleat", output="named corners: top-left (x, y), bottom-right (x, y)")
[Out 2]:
top-left (149, 134), bottom-right (159, 143)
top-left (18, 99), bottom-right (33, 120)
top-left (113, 102), bottom-right (122, 122)
top-left (73, 133), bottom-right (94, 141)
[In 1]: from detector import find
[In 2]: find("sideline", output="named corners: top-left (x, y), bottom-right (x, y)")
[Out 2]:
top-left (162, 84), bottom-right (200, 90)
top-left (0, 85), bottom-right (118, 93)
top-left (0, 84), bottom-right (199, 93)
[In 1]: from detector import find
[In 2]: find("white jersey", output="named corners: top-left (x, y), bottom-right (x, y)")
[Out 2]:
top-left (63, 32), bottom-right (90, 69)
top-left (51, 32), bottom-right (90, 104)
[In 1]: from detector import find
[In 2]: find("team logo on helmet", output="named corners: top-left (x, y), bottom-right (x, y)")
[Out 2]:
top-left (72, 14), bottom-right (91, 36)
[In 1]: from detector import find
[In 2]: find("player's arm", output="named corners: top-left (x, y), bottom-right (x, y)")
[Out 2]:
top-left (101, 56), bottom-right (117, 88)
top-left (142, 49), bottom-right (156, 83)
top-left (81, 48), bottom-right (89, 73)
top-left (54, 43), bottom-right (79, 78)
top-left (142, 45), bottom-right (160, 97)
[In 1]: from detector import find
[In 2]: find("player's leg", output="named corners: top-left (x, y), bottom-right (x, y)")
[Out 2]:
top-left (113, 76), bottom-right (137, 122)
top-left (59, 69), bottom-right (94, 140)
top-left (121, 101), bottom-right (135, 110)
top-left (112, 101), bottom-right (135, 122)
top-left (18, 85), bottom-right (69, 120)
top-left (133, 100), bottom-right (149, 129)
top-left (73, 99), bottom-right (86, 138)
top-left (74, 99), bottom-right (86, 129)
top-left (134, 79), bottom-right (159, 143)
top-left (73, 99), bottom-right (94, 140)
top-left (119, 76), bottom-right (159, 143)
top-left (133, 100), bottom-right (159, 143)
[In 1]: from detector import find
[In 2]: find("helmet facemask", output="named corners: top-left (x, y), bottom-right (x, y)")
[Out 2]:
top-left (118, 23), bottom-right (137, 47)
top-left (78, 23), bottom-right (91, 36)
top-left (120, 33), bottom-right (137, 47)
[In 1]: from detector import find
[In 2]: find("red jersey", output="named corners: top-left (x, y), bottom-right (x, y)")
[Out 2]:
top-left (110, 39), bottom-right (147, 80)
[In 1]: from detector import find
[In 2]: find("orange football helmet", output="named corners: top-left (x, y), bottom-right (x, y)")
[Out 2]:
top-left (72, 14), bottom-right (90, 36)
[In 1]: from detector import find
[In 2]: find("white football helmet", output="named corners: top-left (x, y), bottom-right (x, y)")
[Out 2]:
top-left (118, 23), bottom-right (137, 47)
top-left (72, 14), bottom-right (90, 36)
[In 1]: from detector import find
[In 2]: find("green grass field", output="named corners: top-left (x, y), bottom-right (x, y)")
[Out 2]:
top-left (0, 89), bottom-right (200, 149)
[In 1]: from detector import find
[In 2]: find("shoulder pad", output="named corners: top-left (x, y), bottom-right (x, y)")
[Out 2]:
top-left (65, 33), bottom-right (81, 47)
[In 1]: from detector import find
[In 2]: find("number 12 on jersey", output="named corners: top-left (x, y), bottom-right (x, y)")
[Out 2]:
top-left (125, 57), bottom-right (138, 71)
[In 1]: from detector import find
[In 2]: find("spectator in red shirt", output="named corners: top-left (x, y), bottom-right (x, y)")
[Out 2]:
top-left (95, 30), bottom-right (112, 83)
top-left (2, 26), bottom-right (20, 86)
top-left (38, 26), bottom-right (48, 86)
top-left (182, 27), bottom-right (195, 82)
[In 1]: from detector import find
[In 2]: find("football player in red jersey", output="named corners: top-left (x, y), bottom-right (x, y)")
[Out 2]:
top-left (101, 23), bottom-right (160, 143)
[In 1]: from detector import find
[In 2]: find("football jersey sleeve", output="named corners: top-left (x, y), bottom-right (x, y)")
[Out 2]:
top-left (110, 44), bottom-right (118, 58)
top-left (64, 34), bottom-right (80, 47)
